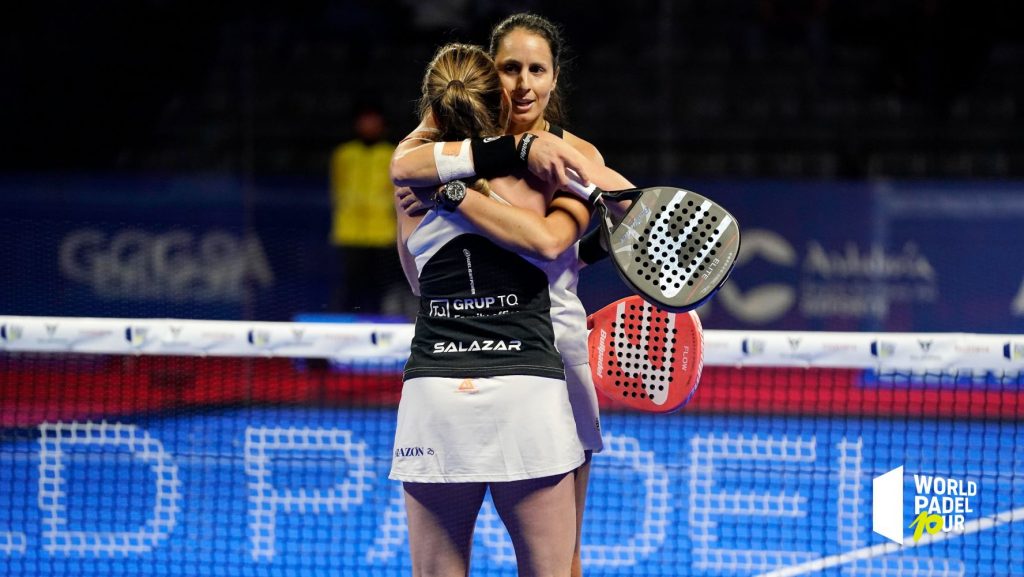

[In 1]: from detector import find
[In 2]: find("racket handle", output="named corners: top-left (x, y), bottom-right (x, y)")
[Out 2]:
top-left (564, 168), bottom-right (602, 204)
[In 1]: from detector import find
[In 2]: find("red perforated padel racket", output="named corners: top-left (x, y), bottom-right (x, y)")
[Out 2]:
top-left (587, 295), bottom-right (704, 413)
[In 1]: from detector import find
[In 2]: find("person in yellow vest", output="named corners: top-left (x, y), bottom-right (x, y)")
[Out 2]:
top-left (329, 104), bottom-right (402, 316)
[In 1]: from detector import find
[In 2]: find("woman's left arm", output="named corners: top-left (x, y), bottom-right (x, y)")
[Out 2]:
top-left (449, 188), bottom-right (590, 261)
top-left (391, 129), bottom-right (593, 189)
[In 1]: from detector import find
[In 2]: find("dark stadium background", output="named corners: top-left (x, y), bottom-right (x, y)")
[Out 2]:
top-left (2, 0), bottom-right (1023, 331)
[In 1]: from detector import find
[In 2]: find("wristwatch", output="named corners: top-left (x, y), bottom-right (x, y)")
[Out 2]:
top-left (434, 180), bottom-right (467, 212)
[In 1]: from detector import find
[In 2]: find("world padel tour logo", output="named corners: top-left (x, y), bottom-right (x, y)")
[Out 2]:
top-left (872, 466), bottom-right (977, 545)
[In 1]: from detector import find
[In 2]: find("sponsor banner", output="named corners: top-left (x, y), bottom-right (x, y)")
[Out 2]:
top-left (0, 317), bottom-right (413, 360)
top-left (579, 180), bottom-right (1024, 332)
top-left (0, 318), bottom-right (122, 353)
top-left (3, 176), bottom-right (1024, 332)
top-left (5, 317), bottom-right (1023, 372)
top-left (0, 175), bottom-right (329, 321)
top-left (706, 331), bottom-right (1024, 371)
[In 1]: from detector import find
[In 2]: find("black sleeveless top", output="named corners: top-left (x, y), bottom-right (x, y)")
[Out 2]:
top-left (403, 125), bottom-right (570, 381)
top-left (404, 233), bottom-right (564, 380)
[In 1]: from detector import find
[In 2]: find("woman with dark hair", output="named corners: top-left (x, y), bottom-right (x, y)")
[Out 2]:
top-left (392, 14), bottom-right (631, 576)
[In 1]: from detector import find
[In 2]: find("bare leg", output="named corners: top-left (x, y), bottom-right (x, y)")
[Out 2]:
top-left (490, 472), bottom-right (577, 577)
top-left (571, 451), bottom-right (593, 577)
top-left (403, 482), bottom-right (488, 577)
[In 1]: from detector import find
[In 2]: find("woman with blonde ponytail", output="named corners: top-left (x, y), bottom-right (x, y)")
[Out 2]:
top-left (389, 43), bottom-right (605, 577)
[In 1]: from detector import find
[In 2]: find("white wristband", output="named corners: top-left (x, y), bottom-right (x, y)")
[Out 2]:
top-left (434, 140), bottom-right (475, 182)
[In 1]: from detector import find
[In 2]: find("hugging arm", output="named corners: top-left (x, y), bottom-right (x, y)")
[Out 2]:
top-left (391, 124), bottom-right (593, 189)
top-left (396, 230), bottom-right (420, 296)
top-left (395, 185), bottom-right (439, 297)
top-left (446, 158), bottom-right (634, 258)
top-left (391, 115), bottom-right (635, 263)
top-left (452, 189), bottom-right (591, 261)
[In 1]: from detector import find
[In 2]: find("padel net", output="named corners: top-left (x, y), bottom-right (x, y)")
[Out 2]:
top-left (1, 316), bottom-right (1023, 576)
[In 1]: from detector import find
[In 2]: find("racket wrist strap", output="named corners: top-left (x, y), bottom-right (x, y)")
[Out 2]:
top-left (469, 135), bottom-right (522, 178)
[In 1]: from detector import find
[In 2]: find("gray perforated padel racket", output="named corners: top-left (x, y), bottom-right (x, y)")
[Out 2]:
top-left (566, 176), bottom-right (741, 312)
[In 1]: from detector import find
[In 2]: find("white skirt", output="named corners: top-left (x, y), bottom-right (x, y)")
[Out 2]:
top-left (565, 362), bottom-right (604, 453)
top-left (389, 375), bottom-right (585, 483)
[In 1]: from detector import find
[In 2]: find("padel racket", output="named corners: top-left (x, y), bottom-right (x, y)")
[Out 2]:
top-left (566, 174), bottom-right (740, 312)
top-left (587, 295), bottom-right (704, 413)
